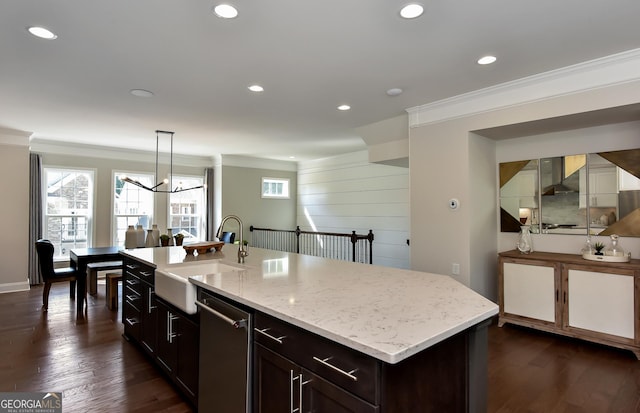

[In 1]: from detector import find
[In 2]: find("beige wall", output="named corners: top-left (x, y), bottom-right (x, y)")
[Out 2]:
top-left (37, 146), bottom-right (210, 249)
top-left (410, 80), bottom-right (640, 301)
top-left (0, 129), bottom-right (30, 292)
top-left (221, 165), bottom-right (297, 243)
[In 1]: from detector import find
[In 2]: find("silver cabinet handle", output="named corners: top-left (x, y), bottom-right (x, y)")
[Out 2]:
top-left (312, 356), bottom-right (358, 381)
top-left (167, 312), bottom-right (179, 343)
top-left (125, 317), bottom-right (139, 326)
top-left (195, 300), bottom-right (247, 329)
top-left (147, 288), bottom-right (156, 312)
top-left (125, 294), bottom-right (139, 302)
top-left (140, 271), bottom-right (152, 277)
top-left (254, 327), bottom-right (286, 344)
top-left (290, 371), bottom-right (303, 413)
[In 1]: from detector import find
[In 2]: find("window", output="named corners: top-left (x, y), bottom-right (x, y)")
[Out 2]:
top-left (113, 172), bottom-right (154, 246)
top-left (44, 168), bottom-right (94, 259)
top-left (169, 175), bottom-right (205, 242)
top-left (261, 177), bottom-right (290, 199)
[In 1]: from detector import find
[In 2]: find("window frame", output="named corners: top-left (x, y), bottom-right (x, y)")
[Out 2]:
top-left (168, 174), bottom-right (206, 242)
top-left (112, 170), bottom-right (155, 247)
top-left (261, 177), bottom-right (290, 199)
top-left (43, 166), bottom-right (96, 260)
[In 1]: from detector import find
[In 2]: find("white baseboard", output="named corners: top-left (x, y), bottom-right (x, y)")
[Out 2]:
top-left (0, 281), bottom-right (31, 294)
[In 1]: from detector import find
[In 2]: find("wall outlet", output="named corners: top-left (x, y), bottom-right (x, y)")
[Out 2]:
top-left (452, 263), bottom-right (460, 275)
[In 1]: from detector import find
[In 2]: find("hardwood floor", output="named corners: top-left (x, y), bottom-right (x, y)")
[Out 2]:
top-left (2, 283), bottom-right (640, 412)
top-left (0, 282), bottom-right (193, 413)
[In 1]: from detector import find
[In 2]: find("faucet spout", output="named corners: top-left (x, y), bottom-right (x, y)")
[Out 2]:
top-left (216, 215), bottom-right (249, 264)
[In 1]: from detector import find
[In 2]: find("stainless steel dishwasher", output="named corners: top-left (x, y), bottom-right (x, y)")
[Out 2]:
top-left (195, 289), bottom-right (252, 412)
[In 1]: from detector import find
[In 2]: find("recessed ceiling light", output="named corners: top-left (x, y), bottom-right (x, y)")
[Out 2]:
top-left (130, 89), bottom-right (154, 98)
top-left (27, 26), bottom-right (57, 40)
top-left (386, 88), bottom-right (403, 96)
top-left (477, 55), bottom-right (497, 65)
top-left (248, 85), bottom-right (264, 92)
top-left (337, 104), bottom-right (351, 111)
top-left (214, 4), bottom-right (238, 19)
top-left (400, 4), bottom-right (424, 19)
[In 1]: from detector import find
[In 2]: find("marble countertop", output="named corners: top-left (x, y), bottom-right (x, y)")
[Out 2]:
top-left (122, 244), bottom-right (498, 364)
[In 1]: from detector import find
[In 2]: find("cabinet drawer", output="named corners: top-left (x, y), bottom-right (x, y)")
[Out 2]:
top-left (254, 312), bottom-right (379, 404)
top-left (123, 300), bottom-right (141, 339)
top-left (124, 259), bottom-right (155, 284)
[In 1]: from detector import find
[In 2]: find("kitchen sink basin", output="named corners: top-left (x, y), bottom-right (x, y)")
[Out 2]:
top-left (155, 261), bottom-right (243, 314)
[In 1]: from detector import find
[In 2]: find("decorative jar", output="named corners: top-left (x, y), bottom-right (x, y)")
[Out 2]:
top-left (517, 225), bottom-right (533, 254)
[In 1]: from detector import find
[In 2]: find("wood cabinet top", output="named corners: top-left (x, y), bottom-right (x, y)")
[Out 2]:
top-left (499, 249), bottom-right (640, 271)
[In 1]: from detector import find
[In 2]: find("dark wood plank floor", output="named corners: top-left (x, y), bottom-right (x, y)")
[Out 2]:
top-left (2, 283), bottom-right (640, 412)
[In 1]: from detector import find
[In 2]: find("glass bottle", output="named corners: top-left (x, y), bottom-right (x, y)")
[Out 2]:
top-left (580, 235), bottom-right (594, 256)
top-left (517, 225), bottom-right (533, 254)
top-left (604, 234), bottom-right (625, 257)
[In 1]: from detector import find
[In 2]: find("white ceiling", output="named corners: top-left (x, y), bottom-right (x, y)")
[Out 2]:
top-left (2, 1), bottom-right (640, 161)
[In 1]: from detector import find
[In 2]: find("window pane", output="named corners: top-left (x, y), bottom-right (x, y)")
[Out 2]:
top-left (261, 177), bottom-right (290, 198)
top-left (44, 168), bottom-right (93, 259)
top-left (169, 176), bottom-right (204, 242)
top-left (113, 172), bottom-right (154, 246)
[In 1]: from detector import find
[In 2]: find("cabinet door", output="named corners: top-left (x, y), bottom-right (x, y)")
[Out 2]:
top-left (254, 343), bottom-right (300, 413)
top-left (140, 285), bottom-right (157, 355)
top-left (156, 300), bottom-right (178, 374)
top-left (176, 315), bottom-right (199, 402)
top-left (565, 267), bottom-right (635, 339)
top-left (304, 369), bottom-right (378, 413)
top-left (503, 262), bottom-right (557, 323)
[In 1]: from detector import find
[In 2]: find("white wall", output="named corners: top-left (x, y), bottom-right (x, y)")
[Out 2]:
top-left (410, 72), bottom-right (640, 301)
top-left (297, 151), bottom-right (410, 269)
top-left (0, 128), bottom-right (30, 292)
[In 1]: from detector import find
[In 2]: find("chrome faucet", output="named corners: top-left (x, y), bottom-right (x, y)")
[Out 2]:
top-left (216, 214), bottom-right (249, 264)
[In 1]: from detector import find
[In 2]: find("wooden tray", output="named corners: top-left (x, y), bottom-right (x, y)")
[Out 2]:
top-left (183, 241), bottom-right (225, 255)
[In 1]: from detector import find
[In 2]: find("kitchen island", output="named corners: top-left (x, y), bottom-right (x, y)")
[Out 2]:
top-left (121, 245), bottom-right (498, 412)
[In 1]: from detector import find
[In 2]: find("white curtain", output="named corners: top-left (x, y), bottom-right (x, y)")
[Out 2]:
top-left (28, 153), bottom-right (43, 285)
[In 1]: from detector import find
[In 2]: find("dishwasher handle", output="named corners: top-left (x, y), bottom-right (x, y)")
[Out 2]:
top-left (195, 300), bottom-right (247, 329)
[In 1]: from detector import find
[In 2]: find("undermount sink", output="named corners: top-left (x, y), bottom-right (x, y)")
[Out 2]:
top-left (155, 261), bottom-right (243, 314)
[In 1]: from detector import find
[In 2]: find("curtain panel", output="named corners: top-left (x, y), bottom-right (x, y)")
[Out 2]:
top-left (28, 153), bottom-right (43, 285)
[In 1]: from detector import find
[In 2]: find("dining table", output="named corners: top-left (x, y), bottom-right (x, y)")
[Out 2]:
top-left (70, 246), bottom-right (123, 320)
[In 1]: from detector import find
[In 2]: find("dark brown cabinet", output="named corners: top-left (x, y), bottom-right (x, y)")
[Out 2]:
top-left (121, 256), bottom-right (199, 408)
top-left (156, 298), bottom-right (200, 404)
top-left (254, 343), bottom-right (377, 413)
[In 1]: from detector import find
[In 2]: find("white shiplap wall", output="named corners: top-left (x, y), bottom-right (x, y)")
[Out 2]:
top-left (297, 151), bottom-right (410, 269)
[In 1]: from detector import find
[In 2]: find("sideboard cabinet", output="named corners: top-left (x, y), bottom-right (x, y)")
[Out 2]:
top-left (498, 250), bottom-right (640, 359)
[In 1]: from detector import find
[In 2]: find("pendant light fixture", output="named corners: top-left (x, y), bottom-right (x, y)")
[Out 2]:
top-left (122, 130), bottom-right (204, 193)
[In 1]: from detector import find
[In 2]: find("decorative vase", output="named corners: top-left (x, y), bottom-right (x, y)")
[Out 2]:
top-left (167, 228), bottom-right (174, 246)
top-left (152, 224), bottom-right (160, 247)
top-left (145, 229), bottom-right (155, 248)
top-left (125, 225), bottom-right (137, 249)
top-left (136, 225), bottom-right (145, 248)
top-left (517, 225), bottom-right (533, 254)
top-left (604, 234), bottom-right (625, 257)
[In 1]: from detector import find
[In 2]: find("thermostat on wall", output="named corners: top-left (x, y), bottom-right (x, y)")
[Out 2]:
top-left (448, 198), bottom-right (459, 210)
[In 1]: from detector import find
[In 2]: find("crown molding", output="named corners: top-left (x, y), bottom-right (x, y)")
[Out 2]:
top-left (407, 48), bottom-right (640, 128)
top-left (29, 138), bottom-right (214, 167)
top-left (221, 154), bottom-right (298, 172)
top-left (0, 127), bottom-right (31, 146)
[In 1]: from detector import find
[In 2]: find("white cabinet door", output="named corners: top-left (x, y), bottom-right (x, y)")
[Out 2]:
top-left (503, 263), bottom-right (556, 323)
top-left (567, 269), bottom-right (634, 339)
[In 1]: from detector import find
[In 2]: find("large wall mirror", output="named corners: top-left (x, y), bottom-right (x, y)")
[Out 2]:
top-left (500, 148), bottom-right (640, 237)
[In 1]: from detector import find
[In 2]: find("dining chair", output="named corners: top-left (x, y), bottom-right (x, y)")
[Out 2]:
top-left (35, 239), bottom-right (82, 311)
top-left (219, 231), bottom-right (236, 244)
